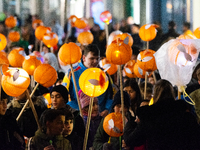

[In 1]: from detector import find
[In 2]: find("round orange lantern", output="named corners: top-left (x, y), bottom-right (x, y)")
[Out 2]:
top-left (32, 19), bottom-right (43, 30)
top-left (133, 63), bottom-right (148, 78)
top-left (114, 33), bottom-right (133, 47)
top-left (22, 55), bottom-right (42, 75)
top-left (8, 48), bottom-right (25, 67)
top-left (99, 58), bottom-right (118, 75)
top-left (2, 68), bottom-right (30, 97)
top-left (35, 26), bottom-right (51, 41)
top-left (77, 31), bottom-right (94, 45)
top-left (74, 18), bottom-right (87, 29)
top-left (194, 27), bottom-right (200, 39)
top-left (5, 16), bottom-right (17, 28)
top-left (123, 60), bottom-right (137, 78)
top-left (34, 64), bottom-right (57, 88)
top-left (100, 10), bottom-right (112, 24)
top-left (137, 49), bottom-right (157, 72)
top-left (79, 68), bottom-right (109, 97)
top-left (8, 31), bottom-right (20, 42)
top-left (0, 51), bottom-right (9, 73)
top-left (0, 33), bottom-right (7, 50)
top-left (69, 15), bottom-right (78, 27)
top-left (43, 32), bottom-right (58, 48)
top-left (108, 30), bottom-right (123, 45)
top-left (139, 24), bottom-right (158, 41)
top-left (58, 42), bottom-right (82, 65)
top-left (103, 112), bottom-right (123, 137)
top-left (106, 37), bottom-right (132, 65)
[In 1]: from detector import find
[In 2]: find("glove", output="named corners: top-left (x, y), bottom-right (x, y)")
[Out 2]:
top-left (103, 142), bottom-right (113, 150)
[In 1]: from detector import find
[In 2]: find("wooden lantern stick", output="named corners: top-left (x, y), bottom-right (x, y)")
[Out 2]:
top-left (138, 78), bottom-right (141, 85)
top-left (178, 91), bottom-right (181, 99)
top-left (70, 64), bottom-right (83, 117)
top-left (144, 72), bottom-right (148, 99)
top-left (119, 65), bottom-right (125, 129)
top-left (31, 75), bottom-right (35, 91)
top-left (39, 41), bottom-right (43, 53)
top-left (35, 39), bottom-right (38, 51)
top-left (16, 82), bottom-right (39, 121)
top-left (50, 47), bottom-right (53, 53)
top-left (152, 71), bottom-right (157, 83)
top-left (105, 23), bottom-right (109, 45)
top-left (83, 97), bottom-right (94, 150)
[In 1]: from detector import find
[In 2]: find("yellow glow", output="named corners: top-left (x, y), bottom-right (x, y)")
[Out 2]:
top-left (115, 50), bottom-right (120, 58)
top-left (30, 65), bottom-right (35, 70)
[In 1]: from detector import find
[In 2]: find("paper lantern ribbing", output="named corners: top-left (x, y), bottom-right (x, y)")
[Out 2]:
top-left (5, 16), bottom-right (17, 28)
top-left (22, 55), bottom-right (42, 75)
top-left (137, 49), bottom-right (157, 72)
top-left (194, 27), bottom-right (200, 39)
top-left (114, 33), bottom-right (133, 46)
top-left (35, 26), bottom-right (51, 41)
top-left (100, 10), bottom-right (112, 24)
top-left (43, 32), bottom-right (58, 48)
top-left (8, 48), bottom-right (25, 67)
top-left (32, 19), bottom-right (43, 30)
top-left (99, 58), bottom-right (118, 75)
top-left (79, 68), bottom-right (109, 97)
top-left (77, 31), bottom-right (94, 45)
top-left (2, 68), bottom-right (30, 97)
top-left (139, 24), bottom-right (158, 41)
top-left (58, 42), bottom-right (82, 65)
top-left (74, 18), bottom-right (87, 29)
top-left (69, 15), bottom-right (78, 27)
top-left (34, 64), bottom-right (57, 88)
top-left (106, 37), bottom-right (132, 65)
top-left (0, 33), bottom-right (7, 50)
top-left (124, 60), bottom-right (137, 78)
top-left (8, 31), bottom-right (20, 42)
top-left (103, 112), bottom-right (123, 137)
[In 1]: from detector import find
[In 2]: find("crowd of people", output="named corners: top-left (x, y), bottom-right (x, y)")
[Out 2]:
top-left (0, 13), bottom-right (200, 150)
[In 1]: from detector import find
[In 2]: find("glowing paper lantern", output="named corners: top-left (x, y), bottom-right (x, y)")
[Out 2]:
top-left (123, 60), bottom-right (137, 78)
top-left (103, 112), bottom-right (123, 137)
top-left (106, 37), bottom-right (132, 65)
top-left (108, 30), bottom-right (123, 46)
top-left (79, 68), bottom-right (109, 97)
top-left (8, 31), bottom-right (20, 42)
top-left (8, 48), bottom-right (25, 67)
top-left (2, 68), bottom-right (30, 97)
top-left (194, 27), bottom-right (200, 39)
top-left (69, 15), bottom-right (78, 27)
top-left (32, 19), bottom-right (44, 30)
top-left (5, 16), bottom-right (17, 28)
top-left (34, 64), bottom-right (57, 88)
top-left (114, 33), bottom-right (133, 46)
top-left (139, 24), bottom-right (158, 41)
top-left (35, 26), bottom-right (51, 41)
top-left (137, 49), bottom-right (157, 72)
top-left (100, 10), bottom-right (112, 24)
top-left (0, 33), bottom-right (7, 51)
top-left (43, 32), bottom-right (58, 48)
top-left (58, 42), bottom-right (82, 65)
top-left (99, 58), bottom-right (118, 75)
top-left (77, 31), bottom-right (94, 45)
top-left (22, 55), bottom-right (42, 75)
top-left (74, 18), bottom-right (87, 29)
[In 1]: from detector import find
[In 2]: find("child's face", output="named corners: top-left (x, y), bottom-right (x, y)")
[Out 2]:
top-left (0, 99), bottom-right (7, 115)
top-left (63, 119), bottom-right (73, 136)
top-left (113, 104), bottom-right (128, 114)
top-left (51, 91), bottom-right (65, 109)
top-left (92, 102), bottom-right (99, 116)
top-left (124, 86), bottom-right (136, 101)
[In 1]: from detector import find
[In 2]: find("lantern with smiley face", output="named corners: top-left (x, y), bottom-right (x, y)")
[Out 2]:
top-left (77, 31), bottom-right (94, 45)
top-left (2, 68), bottom-right (30, 97)
top-left (103, 112), bottom-right (123, 137)
top-left (5, 16), bottom-right (17, 28)
top-left (139, 24), bottom-right (158, 41)
top-left (8, 31), bottom-right (20, 42)
top-left (99, 58), bottom-right (118, 75)
top-left (42, 32), bottom-right (58, 48)
top-left (8, 48), bottom-right (25, 67)
top-left (100, 10), bottom-right (112, 24)
top-left (0, 33), bottom-right (7, 51)
top-left (123, 60), bottom-right (137, 78)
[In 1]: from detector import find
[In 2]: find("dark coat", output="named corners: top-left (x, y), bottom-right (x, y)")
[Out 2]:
top-left (65, 132), bottom-right (83, 150)
top-left (124, 98), bottom-right (200, 150)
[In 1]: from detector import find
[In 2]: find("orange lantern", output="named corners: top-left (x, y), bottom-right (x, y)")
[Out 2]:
top-left (34, 64), bottom-right (57, 88)
top-left (123, 60), bottom-right (137, 78)
top-left (32, 19), bottom-right (43, 30)
top-left (194, 27), bottom-right (200, 39)
top-left (114, 33), bottom-right (133, 47)
top-left (22, 55), bottom-right (42, 75)
top-left (0, 33), bottom-right (7, 50)
top-left (2, 68), bottom-right (30, 97)
top-left (69, 15), bottom-right (78, 27)
top-left (77, 31), bottom-right (94, 45)
top-left (139, 24), bottom-right (158, 41)
top-left (43, 32), bottom-right (58, 48)
top-left (5, 16), bottom-right (17, 28)
top-left (74, 18), bottom-right (87, 29)
top-left (35, 26), bottom-right (51, 41)
top-left (100, 10), bottom-right (112, 24)
top-left (0, 51), bottom-right (9, 73)
top-left (8, 31), bottom-right (20, 42)
top-left (108, 30), bottom-right (123, 46)
top-left (137, 49), bottom-right (157, 72)
top-left (178, 34), bottom-right (197, 39)
top-left (103, 112), bottom-right (123, 137)
top-left (79, 68), bottom-right (109, 97)
top-left (8, 48), bottom-right (25, 67)
top-left (106, 37), bottom-right (132, 65)
top-left (43, 93), bottom-right (51, 108)
top-left (99, 58), bottom-right (118, 75)
top-left (58, 42), bottom-right (82, 65)
top-left (133, 63), bottom-right (150, 79)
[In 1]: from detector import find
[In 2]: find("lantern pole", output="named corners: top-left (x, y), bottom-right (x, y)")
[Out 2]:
top-left (31, 75), bottom-right (35, 91)
top-left (39, 41), bottom-right (43, 53)
top-left (105, 23), bottom-right (109, 45)
top-left (152, 71), bottom-right (157, 83)
top-left (178, 91), bottom-right (181, 99)
top-left (35, 39), bottom-right (38, 51)
top-left (83, 97), bottom-right (94, 150)
top-left (70, 64), bottom-right (83, 117)
top-left (144, 72), bottom-right (148, 99)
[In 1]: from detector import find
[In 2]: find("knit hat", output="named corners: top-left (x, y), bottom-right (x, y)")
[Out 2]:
top-left (50, 85), bottom-right (68, 103)
top-left (111, 90), bottom-right (130, 112)
top-left (78, 90), bottom-right (98, 109)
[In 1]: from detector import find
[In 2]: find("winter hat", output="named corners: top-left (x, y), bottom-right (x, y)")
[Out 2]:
top-left (50, 85), bottom-right (68, 103)
top-left (78, 90), bottom-right (98, 109)
top-left (111, 90), bottom-right (130, 112)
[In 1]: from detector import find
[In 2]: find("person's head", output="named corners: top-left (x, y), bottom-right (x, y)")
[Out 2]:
top-left (139, 82), bottom-right (153, 101)
top-left (82, 44), bottom-right (100, 68)
top-left (183, 22), bottom-right (191, 32)
top-left (112, 21), bottom-right (120, 31)
top-left (153, 79), bottom-right (175, 103)
top-left (111, 91), bottom-right (130, 114)
top-left (0, 88), bottom-right (9, 116)
top-left (40, 109), bottom-right (65, 136)
top-left (44, 52), bottom-right (59, 71)
top-left (168, 21), bottom-right (176, 29)
top-left (42, 45), bottom-right (50, 54)
top-left (56, 71), bottom-right (65, 86)
top-left (50, 85), bottom-right (68, 109)
top-left (63, 109), bottom-right (74, 136)
top-left (131, 23), bottom-right (140, 34)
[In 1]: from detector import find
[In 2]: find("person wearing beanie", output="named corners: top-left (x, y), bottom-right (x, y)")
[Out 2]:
top-left (49, 85), bottom-right (85, 140)
top-left (79, 90), bottom-right (102, 150)
top-left (93, 91), bottom-right (136, 150)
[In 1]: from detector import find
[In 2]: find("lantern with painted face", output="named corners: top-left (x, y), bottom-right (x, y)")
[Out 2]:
top-left (69, 15), bottom-right (78, 27)
top-left (114, 33), bottom-right (133, 47)
top-left (0, 33), bottom-right (7, 51)
top-left (100, 10), bottom-right (112, 24)
top-left (108, 30), bottom-right (123, 46)
top-left (32, 19), bottom-right (44, 30)
top-left (0, 51), bottom-right (9, 73)
top-left (139, 24), bottom-right (158, 41)
top-left (123, 60), bottom-right (137, 78)
top-left (8, 48), bottom-right (25, 67)
top-left (77, 31), bottom-right (94, 45)
top-left (5, 16), bottom-right (17, 28)
top-left (8, 31), bottom-right (20, 42)
top-left (42, 32), bottom-right (58, 48)
top-left (74, 18), bottom-right (87, 29)
top-left (99, 58), bottom-right (118, 75)
top-left (35, 26), bottom-right (51, 41)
